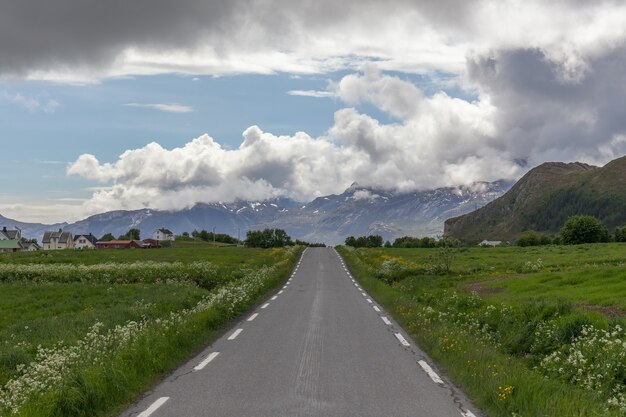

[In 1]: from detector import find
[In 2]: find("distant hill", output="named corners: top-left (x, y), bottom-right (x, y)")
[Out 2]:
top-left (445, 155), bottom-right (626, 243)
top-left (1, 181), bottom-right (511, 245)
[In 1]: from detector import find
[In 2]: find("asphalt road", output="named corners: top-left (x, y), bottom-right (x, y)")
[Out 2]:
top-left (121, 247), bottom-right (481, 417)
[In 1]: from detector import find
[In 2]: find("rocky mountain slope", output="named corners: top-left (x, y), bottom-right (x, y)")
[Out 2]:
top-left (4, 181), bottom-right (511, 245)
top-left (445, 155), bottom-right (626, 242)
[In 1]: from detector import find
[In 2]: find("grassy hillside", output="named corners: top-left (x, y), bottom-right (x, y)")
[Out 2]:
top-left (445, 155), bottom-right (626, 242)
top-left (339, 244), bottom-right (626, 416)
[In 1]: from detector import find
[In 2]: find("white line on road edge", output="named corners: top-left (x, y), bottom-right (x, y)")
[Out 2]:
top-left (361, 292), bottom-right (367, 297)
top-left (247, 313), bottom-right (259, 321)
top-left (381, 316), bottom-right (392, 325)
top-left (460, 410), bottom-right (477, 417)
top-left (271, 295), bottom-right (278, 300)
top-left (278, 290), bottom-right (284, 294)
top-left (194, 351), bottom-right (220, 371)
top-left (228, 328), bottom-right (243, 340)
top-left (366, 299), bottom-right (373, 304)
top-left (419, 360), bottom-right (444, 385)
top-left (354, 283), bottom-right (359, 287)
top-left (395, 332), bottom-right (410, 347)
top-left (373, 306), bottom-right (381, 312)
top-left (261, 303), bottom-right (270, 309)
top-left (137, 397), bottom-right (169, 417)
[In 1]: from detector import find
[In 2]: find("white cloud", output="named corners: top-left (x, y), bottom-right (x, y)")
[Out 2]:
top-left (351, 190), bottom-right (380, 201)
top-left (124, 102), bottom-right (193, 113)
top-left (1, 92), bottom-right (60, 113)
top-left (287, 90), bottom-right (336, 98)
top-left (68, 69), bottom-right (524, 216)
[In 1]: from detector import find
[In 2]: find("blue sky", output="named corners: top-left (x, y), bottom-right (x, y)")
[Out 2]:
top-left (2, 1), bottom-right (626, 223)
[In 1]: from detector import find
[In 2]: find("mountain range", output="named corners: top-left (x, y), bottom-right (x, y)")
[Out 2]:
top-left (1, 181), bottom-right (512, 245)
top-left (445, 155), bottom-right (626, 242)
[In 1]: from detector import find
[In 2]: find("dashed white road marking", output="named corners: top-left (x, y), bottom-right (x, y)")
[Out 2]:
top-left (278, 290), bottom-right (284, 294)
top-left (194, 351), bottom-right (220, 371)
top-left (381, 316), bottom-right (392, 325)
top-left (460, 410), bottom-right (477, 417)
top-left (366, 298), bottom-right (373, 304)
top-left (137, 397), bottom-right (169, 417)
top-left (419, 360), bottom-right (444, 385)
top-left (394, 332), bottom-right (410, 347)
top-left (361, 292), bottom-right (367, 297)
top-left (271, 295), bottom-right (278, 300)
top-left (261, 303), bottom-right (270, 309)
top-left (228, 328), bottom-right (243, 341)
top-left (247, 313), bottom-right (259, 321)
top-left (354, 283), bottom-right (359, 287)
top-left (373, 306), bottom-right (381, 312)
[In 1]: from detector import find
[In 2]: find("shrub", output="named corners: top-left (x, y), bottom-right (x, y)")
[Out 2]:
top-left (560, 215), bottom-right (609, 245)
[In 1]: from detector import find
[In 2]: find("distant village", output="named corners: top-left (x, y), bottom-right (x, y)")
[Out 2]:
top-left (0, 226), bottom-right (176, 253)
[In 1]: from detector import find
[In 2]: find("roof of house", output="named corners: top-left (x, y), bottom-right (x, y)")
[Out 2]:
top-left (42, 230), bottom-right (73, 244)
top-left (158, 228), bottom-right (173, 235)
top-left (0, 240), bottom-right (22, 249)
top-left (96, 240), bottom-right (143, 246)
top-left (1, 227), bottom-right (20, 240)
top-left (74, 234), bottom-right (98, 245)
top-left (479, 240), bottom-right (502, 245)
top-left (21, 242), bottom-right (40, 250)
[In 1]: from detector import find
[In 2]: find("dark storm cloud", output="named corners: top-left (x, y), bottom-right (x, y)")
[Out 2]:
top-left (0, 0), bottom-right (247, 74)
top-left (468, 45), bottom-right (626, 164)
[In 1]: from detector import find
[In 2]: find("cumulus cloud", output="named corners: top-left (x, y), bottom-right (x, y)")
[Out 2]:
top-left (124, 102), bottom-right (193, 113)
top-left (68, 69), bottom-right (523, 214)
top-left (67, 59), bottom-right (626, 215)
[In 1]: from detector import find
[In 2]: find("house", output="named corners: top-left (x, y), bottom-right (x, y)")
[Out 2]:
top-left (479, 240), bottom-right (502, 247)
top-left (74, 233), bottom-right (98, 249)
top-left (153, 228), bottom-right (175, 241)
top-left (0, 240), bottom-right (22, 253)
top-left (21, 242), bottom-right (40, 252)
top-left (142, 238), bottom-right (161, 248)
top-left (96, 240), bottom-right (144, 249)
top-left (42, 229), bottom-right (74, 250)
top-left (0, 226), bottom-right (21, 241)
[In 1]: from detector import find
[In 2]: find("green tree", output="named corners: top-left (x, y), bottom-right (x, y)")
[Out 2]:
top-left (118, 228), bottom-right (141, 240)
top-left (560, 215), bottom-right (609, 245)
top-left (245, 228), bottom-right (293, 248)
top-left (99, 233), bottom-right (115, 241)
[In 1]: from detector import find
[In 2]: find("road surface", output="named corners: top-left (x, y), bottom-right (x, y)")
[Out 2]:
top-left (121, 247), bottom-right (481, 417)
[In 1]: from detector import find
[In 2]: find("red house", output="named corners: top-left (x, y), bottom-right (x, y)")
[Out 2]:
top-left (96, 240), bottom-right (144, 249)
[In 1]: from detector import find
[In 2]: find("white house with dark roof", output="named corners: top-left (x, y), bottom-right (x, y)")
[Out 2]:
top-left (42, 229), bottom-right (74, 250)
top-left (153, 228), bottom-right (175, 241)
top-left (74, 233), bottom-right (98, 249)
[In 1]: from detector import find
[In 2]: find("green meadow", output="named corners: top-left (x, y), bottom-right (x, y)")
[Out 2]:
top-left (0, 244), bottom-right (301, 417)
top-left (339, 243), bottom-right (626, 417)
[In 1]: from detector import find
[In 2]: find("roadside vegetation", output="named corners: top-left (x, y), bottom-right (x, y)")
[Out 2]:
top-left (0, 245), bottom-right (301, 417)
top-left (338, 243), bottom-right (626, 416)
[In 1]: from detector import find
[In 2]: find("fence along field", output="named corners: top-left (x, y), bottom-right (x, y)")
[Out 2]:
top-left (0, 245), bottom-right (301, 417)
top-left (338, 243), bottom-right (626, 417)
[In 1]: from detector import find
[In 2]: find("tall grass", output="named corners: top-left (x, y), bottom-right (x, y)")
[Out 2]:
top-left (0, 246), bottom-right (302, 417)
top-left (338, 246), bottom-right (623, 417)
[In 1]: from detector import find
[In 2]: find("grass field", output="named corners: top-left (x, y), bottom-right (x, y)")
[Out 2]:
top-left (0, 245), bottom-right (301, 417)
top-left (339, 243), bottom-right (626, 417)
